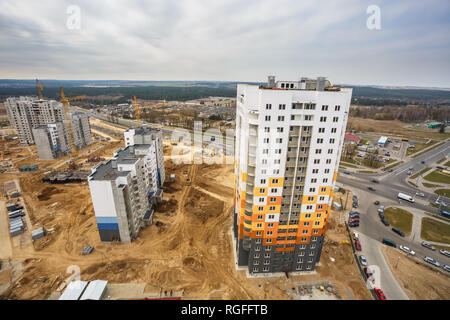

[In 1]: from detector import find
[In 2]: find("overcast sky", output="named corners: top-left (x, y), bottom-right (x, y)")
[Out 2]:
top-left (0, 0), bottom-right (449, 87)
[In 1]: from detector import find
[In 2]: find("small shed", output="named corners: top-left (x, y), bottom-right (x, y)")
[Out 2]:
top-left (31, 227), bottom-right (46, 240)
top-left (59, 280), bottom-right (89, 300)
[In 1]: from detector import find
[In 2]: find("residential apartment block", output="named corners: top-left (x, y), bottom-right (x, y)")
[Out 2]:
top-left (5, 97), bottom-right (93, 159)
top-left (5, 97), bottom-right (65, 145)
top-left (234, 76), bottom-right (352, 274)
top-left (88, 127), bottom-right (165, 242)
top-left (32, 122), bottom-right (71, 160)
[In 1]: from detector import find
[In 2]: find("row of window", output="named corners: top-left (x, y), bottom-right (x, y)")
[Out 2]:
top-left (266, 103), bottom-right (341, 111)
top-left (264, 115), bottom-right (339, 123)
top-left (252, 264), bottom-right (313, 272)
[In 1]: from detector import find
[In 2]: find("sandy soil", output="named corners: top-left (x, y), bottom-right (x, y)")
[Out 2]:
top-left (0, 141), bottom-right (372, 300)
top-left (381, 245), bottom-right (450, 300)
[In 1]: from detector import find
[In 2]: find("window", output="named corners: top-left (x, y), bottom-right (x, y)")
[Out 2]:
top-left (316, 213), bottom-right (322, 218)
top-left (317, 205), bottom-right (323, 210)
top-left (268, 223), bottom-right (274, 228)
top-left (326, 159), bottom-right (331, 164)
top-left (271, 188), bottom-right (277, 193)
top-left (277, 127), bottom-right (283, 133)
top-left (262, 149), bottom-right (268, 154)
top-left (304, 115), bottom-right (312, 121)
top-left (263, 267), bottom-right (269, 272)
top-left (262, 159), bottom-right (267, 164)
top-left (274, 159), bottom-right (280, 164)
top-left (261, 169), bottom-right (267, 174)
top-left (255, 245), bottom-right (261, 251)
top-left (312, 169), bottom-right (318, 174)
top-left (333, 116), bottom-right (339, 122)
top-left (320, 116), bottom-right (327, 122)
top-left (276, 138), bottom-right (282, 143)
top-left (317, 138), bottom-right (323, 144)
top-left (328, 149), bottom-right (333, 154)
top-left (258, 207), bottom-right (264, 211)
top-left (302, 230), bottom-right (308, 234)
top-left (263, 138), bottom-right (269, 143)
top-left (258, 198), bottom-right (264, 203)
top-left (257, 223), bottom-right (262, 228)
top-left (311, 178), bottom-right (317, 183)
top-left (306, 205), bottom-right (313, 210)
top-left (331, 128), bottom-right (337, 133)
top-left (279, 104), bottom-right (286, 110)
top-left (265, 115), bottom-right (271, 121)
top-left (257, 214), bottom-right (263, 219)
top-left (329, 138), bottom-right (335, 143)
top-left (259, 188), bottom-right (265, 193)
top-left (318, 128), bottom-right (325, 133)
top-left (315, 149), bottom-right (322, 154)
top-left (272, 179), bottom-right (279, 183)
top-left (266, 239), bottom-right (272, 243)
top-left (264, 253), bottom-right (271, 258)
top-left (268, 214), bottom-right (275, 219)
top-left (254, 253), bottom-right (260, 259)
top-left (269, 205), bottom-right (276, 211)
top-left (335, 105), bottom-right (340, 111)
top-left (253, 267), bottom-right (258, 272)
top-left (305, 213), bottom-right (311, 218)
top-left (323, 178), bottom-right (328, 183)
top-left (309, 188), bottom-right (316, 192)
top-left (278, 116), bottom-right (285, 121)
top-left (266, 104), bottom-right (272, 110)
top-left (315, 221), bottom-right (320, 226)
top-left (321, 105), bottom-right (328, 111)
top-left (304, 222), bottom-right (310, 226)
top-left (314, 159), bottom-right (320, 164)
top-left (260, 179), bottom-right (266, 184)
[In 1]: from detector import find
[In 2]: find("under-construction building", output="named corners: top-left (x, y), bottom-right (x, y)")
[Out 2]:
top-left (88, 127), bottom-right (165, 242)
top-left (234, 76), bottom-right (352, 274)
top-left (5, 97), bottom-right (93, 159)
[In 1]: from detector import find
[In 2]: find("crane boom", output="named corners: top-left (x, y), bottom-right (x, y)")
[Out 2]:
top-left (60, 87), bottom-right (78, 159)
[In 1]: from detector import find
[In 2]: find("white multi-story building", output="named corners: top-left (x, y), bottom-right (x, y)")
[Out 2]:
top-left (234, 76), bottom-right (352, 274)
top-left (88, 127), bottom-right (166, 242)
top-left (32, 122), bottom-right (71, 160)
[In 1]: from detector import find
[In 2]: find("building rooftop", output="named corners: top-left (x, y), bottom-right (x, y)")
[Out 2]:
top-left (128, 126), bottom-right (160, 136)
top-left (80, 280), bottom-right (108, 300)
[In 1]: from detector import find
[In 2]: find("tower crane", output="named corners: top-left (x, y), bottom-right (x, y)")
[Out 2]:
top-left (134, 95), bottom-right (141, 128)
top-left (60, 87), bottom-right (79, 167)
top-left (35, 79), bottom-right (47, 100)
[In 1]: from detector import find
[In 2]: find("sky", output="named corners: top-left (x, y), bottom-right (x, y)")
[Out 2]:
top-left (0, 0), bottom-right (449, 87)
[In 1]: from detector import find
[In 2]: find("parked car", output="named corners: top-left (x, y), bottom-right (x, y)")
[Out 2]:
top-left (439, 249), bottom-right (450, 257)
top-left (443, 265), bottom-right (450, 273)
top-left (352, 202), bottom-right (358, 208)
top-left (422, 241), bottom-right (436, 251)
top-left (364, 267), bottom-right (375, 282)
top-left (349, 222), bottom-right (359, 227)
top-left (382, 238), bottom-right (396, 248)
top-left (352, 195), bottom-right (358, 202)
top-left (368, 186), bottom-right (375, 191)
top-left (378, 206), bottom-right (385, 213)
top-left (381, 218), bottom-right (390, 226)
top-left (399, 245), bottom-right (415, 256)
top-left (392, 227), bottom-right (405, 237)
top-left (359, 255), bottom-right (367, 266)
top-left (420, 160), bottom-right (425, 164)
top-left (371, 179), bottom-right (379, 183)
top-left (343, 171), bottom-right (351, 175)
top-left (349, 212), bottom-right (360, 218)
top-left (353, 231), bottom-right (359, 240)
top-left (374, 200), bottom-right (380, 205)
top-left (387, 169), bottom-right (393, 172)
top-left (355, 240), bottom-right (362, 251)
top-left (424, 256), bottom-right (440, 267)
top-left (374, 288), bottom-right (387, 300)
top-left (415, 192), bottom-right (425, 197)
top-left (349, 218), bottom-right (360, 224)
top-left (378, 212), bottom-right (385, 220)
top-left (407, 171), bottom-right (412, 176)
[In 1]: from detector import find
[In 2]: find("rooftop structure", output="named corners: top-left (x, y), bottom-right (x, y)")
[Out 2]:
top-left (58, 281), bottom-right (89, 300)
top-left (80, 280), bottom-right (108, 300)
top-left (344, 134), bottom-right (361, 145)
top-left (378, 136), bottom-right (388, 147)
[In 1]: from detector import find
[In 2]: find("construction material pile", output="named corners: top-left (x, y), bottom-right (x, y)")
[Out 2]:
top-left (42, 170), bottom-right (90, 184)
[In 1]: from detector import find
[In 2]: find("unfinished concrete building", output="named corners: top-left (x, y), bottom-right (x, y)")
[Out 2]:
top-left (32, 122), bottom-right (71, 160)
top-left (124, 126), bottom-right (166, 188)
top-left (5, 97), bottom-right (65, 145)
top-left (70, 111), bottom-right (93, 149)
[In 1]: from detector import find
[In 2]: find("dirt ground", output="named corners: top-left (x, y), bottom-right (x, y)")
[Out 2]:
top-left (381, 246), bottom-right (450, 300)
top-left (0, 136), bottom-right (372, 300)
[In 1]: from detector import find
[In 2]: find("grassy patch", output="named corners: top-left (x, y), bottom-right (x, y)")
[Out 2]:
top-left (340, 161), bottom-right (359, 168)
top-left (411, 167), bottom-right (432, 179)
top-left (412, 141), bottom-right (446, 158)
top-left (383, 161), bottom-right (404, 171)
top-left (436, 158), bottom-right (446, 164)
top-left (435, 189), bottom-right (450, 198)
top-left (408, 181), bottom-right (418, 187)
top-left (423, 211), bottom-right (450, 223)
top-left (445, 160), bottom-right (450, 167)
top-left (406, 140), bottom-right (437, 156)
top-left (429, 202), bottom-right (450, 211)
top-left (423, 182), bottom-right (443, 188)
top-left (423, 170), bottom-right (450, 184)
top-left (384, 207), bottom-right (413, 235)
top-left (421, 217), bottom-right (450, 244)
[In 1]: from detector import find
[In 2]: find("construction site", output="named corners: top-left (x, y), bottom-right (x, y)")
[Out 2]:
top-left (0, 122), bottom-right (372, 299)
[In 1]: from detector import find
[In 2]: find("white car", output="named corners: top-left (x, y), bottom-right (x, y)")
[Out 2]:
top-left (353, 231), bottom-right (359, 240)
top-left (424, 256), bottom-right (440, 268)
top-left (399, 245), bottom-right (416, 256)
top-left (415, 192), bottom-right (425, 197)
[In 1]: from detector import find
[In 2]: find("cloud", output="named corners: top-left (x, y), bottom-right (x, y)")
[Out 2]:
top-left (0, 0), bottom-right (448, 86)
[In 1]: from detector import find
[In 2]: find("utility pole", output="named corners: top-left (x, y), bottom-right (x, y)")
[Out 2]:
top-left (395, 256), bottom-right (400, 269)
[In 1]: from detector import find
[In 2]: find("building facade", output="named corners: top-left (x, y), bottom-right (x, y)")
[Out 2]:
top-left (234, 76), bottom-right (352, 274)
top-left (70, 111), bottom-right (93, 149)
top-left (124, 126), bottom-right (166, 188)
top-left (32, 122), bottom-right (71, 160)
top-left (5, 97), bottom-right (65, 145)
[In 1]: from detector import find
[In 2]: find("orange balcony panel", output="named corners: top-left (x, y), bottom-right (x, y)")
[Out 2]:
top-left (267, 196), bottom-right (282, 205)
top-left (275, 247), bottom-right (295, 252)
top-left (318, 186), bottom-right (331, 195)
top-left (268, 177), bottom-right (284, 187)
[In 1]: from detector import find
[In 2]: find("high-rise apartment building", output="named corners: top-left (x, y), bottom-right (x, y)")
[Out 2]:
top-left (234, 76), bottom-right (352, 274)
top-left (5, 97), bottom-right (65, 145)
top-left (5, 97), bottom-right (93, 159)
top-left (32, 122), bottom-right (71, 160)
top-left (88, 127), bottom-right (165, 242)
top-left (70, 111), bottom-right (93, 149)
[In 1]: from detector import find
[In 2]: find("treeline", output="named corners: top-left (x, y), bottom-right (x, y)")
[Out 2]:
top-left (350, 105), bottom-right (450, 122)
top-left (0, 86), bottom-right (236, 102)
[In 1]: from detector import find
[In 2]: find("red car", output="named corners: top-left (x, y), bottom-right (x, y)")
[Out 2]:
top-left (374, 287), bottom-right (387, 300)
top-left (349, 218), bottom-right (360, 224)
top-left (355, 240), bottom-right (362, 251)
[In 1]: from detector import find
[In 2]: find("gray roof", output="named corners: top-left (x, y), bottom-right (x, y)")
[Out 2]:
top-left (80, 280), bottom-right (108, 300)
top-left (58, 281), bottom-right (88, 300)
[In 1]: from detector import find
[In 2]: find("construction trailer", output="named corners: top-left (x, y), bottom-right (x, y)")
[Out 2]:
top-left (79, 280), bottom-right (108, 300)
top-left (31, 227), bottom-right (46, 240)
top-left (377, 136), bottom-right (388, 147)
top-left (58, 281), bottom-right (89, 300)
